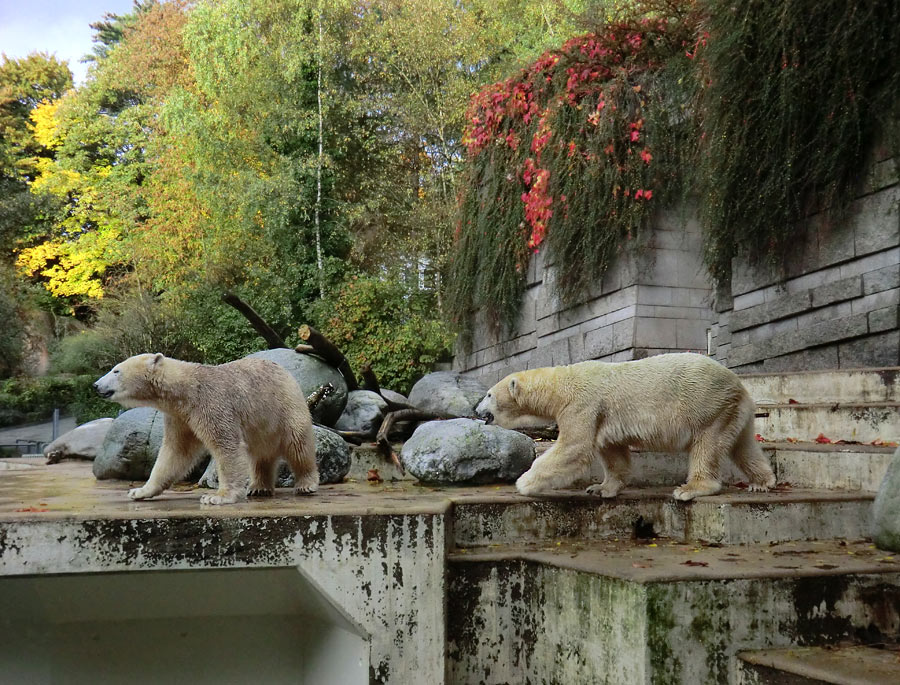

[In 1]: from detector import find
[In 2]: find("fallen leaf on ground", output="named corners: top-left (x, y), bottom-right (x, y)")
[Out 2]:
top-left (366, 468), bottom-right (383, 483)
top-left (814, 433), bottom-right (833, 444)
top-left (788, 398), bottom-right (799, 404)
top-left (15, 507), bottom-right (48, 512)
top-left (871, 439), bottom-right (899, 447)
top-left (755, 434), bottom-right (766, 442)
top-left (681, 560), bottom-right (709, 567)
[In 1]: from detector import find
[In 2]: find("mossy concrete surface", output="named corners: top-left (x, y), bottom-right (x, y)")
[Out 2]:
top-left (448, 541), bottom-right (900, 684)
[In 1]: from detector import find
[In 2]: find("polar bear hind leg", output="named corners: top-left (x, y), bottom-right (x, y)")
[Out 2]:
top-left (586, 445), bottom-right (631, 498)
top-left (249, 457), bottom-right (277, 497)
top-left (282, 420), bottom-right (319, 495)
top-left (730, 418), bottom-right (776, 492)
top-left (673, 422), bottom-right (732, 501)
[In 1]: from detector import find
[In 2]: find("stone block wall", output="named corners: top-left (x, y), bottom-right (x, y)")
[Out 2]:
top-left (453, 210), bottom-right (715, 383)
top-left (454, 151), bottom-right (899, 379)
top-left (711, 154), bottom-right (900, 372)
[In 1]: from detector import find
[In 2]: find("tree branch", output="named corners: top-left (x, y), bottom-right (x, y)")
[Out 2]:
top-left (222, 292), bottom-right (286, 349)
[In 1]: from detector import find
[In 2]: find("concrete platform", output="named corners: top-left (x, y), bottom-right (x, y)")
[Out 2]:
top-left (1, 458), bottom-right (897, 684)
top-left (737, 645), bottom-right (900, 684)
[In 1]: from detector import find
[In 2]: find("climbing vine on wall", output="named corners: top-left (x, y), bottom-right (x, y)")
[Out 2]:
top-left (447, 0), bottom-right (900, 334)
top-left (446, 1), bottom-right (698, 332)
top-left (696, 0), bottom-right (900, 285)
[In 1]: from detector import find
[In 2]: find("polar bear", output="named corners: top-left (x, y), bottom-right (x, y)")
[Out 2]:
top-left (94, 353), bottom-right (318, 505)
top-left (475, 353), bottom-right (775, 501)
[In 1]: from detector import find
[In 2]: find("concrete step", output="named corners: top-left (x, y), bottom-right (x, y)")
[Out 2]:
top-left (754, 402), bottom-right (899, 443)
top-left (740, 367), bottom-right (900, 405)
top-left (447, 539), bottom-right (900, 684)
top-left (625, 443), bottom-right (895, 492)
top-left (451, 486), bottom-right (875, 547)
top-left (737, 645), bottom-right (900, 685)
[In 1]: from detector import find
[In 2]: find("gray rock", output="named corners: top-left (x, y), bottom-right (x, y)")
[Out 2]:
top-left (334, 390), bottom-right (388, 434)
top-left (93, 408), bottom-right (164, 481)
top-left (873, 445), bottom-right (900, 552)
top-left (407, 372), bottom-right (487, 417)
top-left (401, 418), bottom-right (536, 485)
top-left (44, 418), bottom-right (115, 464)
top-left (381, 389), bottom-right (408, 406)
top-left (246, 348), bottom-right (348, 425)
top-left (201, 426), bottom-right (351, 489)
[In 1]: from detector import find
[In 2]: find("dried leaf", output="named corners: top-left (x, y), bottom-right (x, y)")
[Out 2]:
top-left (366, 468), bottom-right (383, 483)
top-left (681, 560), bottom-right (709, 567)
top-left (814, 433), bottom-right (833, 444)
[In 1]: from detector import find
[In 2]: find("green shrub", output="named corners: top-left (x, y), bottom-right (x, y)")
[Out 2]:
top-left (316, 274), bottom-right (455, 395)
top-left (50, 330), bottom-right (118, 375)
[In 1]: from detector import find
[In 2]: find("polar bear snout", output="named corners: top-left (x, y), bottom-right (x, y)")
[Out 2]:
top-left (474, 395), bottom-right (495, 424)
top-left (93, 369), bottom-right (120, 399)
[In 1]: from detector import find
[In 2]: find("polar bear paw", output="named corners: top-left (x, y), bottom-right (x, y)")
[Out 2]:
top-left (586, 479), bottom-right (624, 498)
top-left (200, 490), bottom-right (243, 505)
top-left (515, 470), bottom-right (549, 497)
top-left (128, 487), bottom-right (155, 501)
top-left (673, 479), bottom-right (722, 501)
top-left (746, 475), bottom-right (776, 492)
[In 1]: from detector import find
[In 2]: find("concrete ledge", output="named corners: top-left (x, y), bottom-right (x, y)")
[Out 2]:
top-left (737, 645), bottom-right (900, 685)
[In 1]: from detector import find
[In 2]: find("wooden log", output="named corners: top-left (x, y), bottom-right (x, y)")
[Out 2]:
top-left (297, 324), bottom-right (359, 391)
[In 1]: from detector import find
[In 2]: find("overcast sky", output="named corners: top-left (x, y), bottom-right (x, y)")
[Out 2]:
top-left (1, 0), bottom-right (138, 85)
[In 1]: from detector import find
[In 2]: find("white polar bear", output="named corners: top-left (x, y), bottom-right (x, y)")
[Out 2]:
top-left (94, 353), bottom-right (318, 505)
top-left (475, 353), bottom-right (775, 501)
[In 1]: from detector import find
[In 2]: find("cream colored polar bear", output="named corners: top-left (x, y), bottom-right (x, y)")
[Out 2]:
top-left (475, 353), bottom-right (775, 501)
top-left (94, 353), bottom-right (318, 505)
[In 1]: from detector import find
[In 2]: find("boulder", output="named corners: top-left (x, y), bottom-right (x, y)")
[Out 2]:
top-left (873, 445), bottom-right (900, 552)
top-left (407, 372), bottom-right (487, 417)
top-left (44, 418), bottom-right (115, 464)
top-left (246, 348), bottom-right (348, 426)
top-left (381, 389), bottom-right (408, 406)
top-left (93, 408), bottom-right (165, 481)
top-left (401, 418), bottom-right (535, 485)
top-left (334, 390), bottom-right (388, 434)
top-left (201, 426), bottom-right (351, 489)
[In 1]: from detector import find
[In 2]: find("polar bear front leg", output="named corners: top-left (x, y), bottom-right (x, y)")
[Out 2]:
top-left (585, 445), bottom-right (631, 498)
top-left (516, 440), bottom-right (591, 496)
top-left (200, 443), bottom-right (250, 505)
top-left (129, 419), bottom-right (203, 501)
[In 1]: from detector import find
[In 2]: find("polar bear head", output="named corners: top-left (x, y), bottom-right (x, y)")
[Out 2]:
top-left (475, 371), bottom-right (553, 429)
top-left (94, 353), bottom-right (166, 409)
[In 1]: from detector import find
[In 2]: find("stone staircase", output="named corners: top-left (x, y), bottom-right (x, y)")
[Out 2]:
top-left (445, 367), bottom-right (900, 684)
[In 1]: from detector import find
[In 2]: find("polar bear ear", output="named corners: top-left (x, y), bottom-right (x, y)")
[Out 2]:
top-left (508, 376), bottom-right (520, 400)
top-left (148, 353), bottom-right (164, 367)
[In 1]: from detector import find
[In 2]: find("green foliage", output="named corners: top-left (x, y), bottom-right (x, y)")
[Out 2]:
top-left (0, 375), bottom-right (118, 427)
top-left (50, 330), bottom-right (118, 375)
top-left (317, 274), bottom-right (455, 394)
top-left (0, 264), bottom-right (31, 378)
top-left (696, 0), bottom-right (900, 284)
